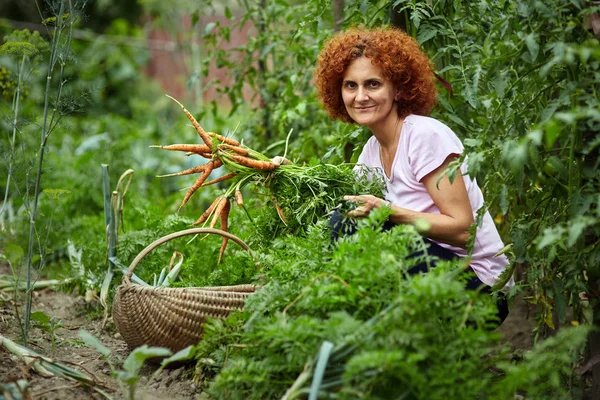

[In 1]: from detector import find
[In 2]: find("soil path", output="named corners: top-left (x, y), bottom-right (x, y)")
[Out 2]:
top-left (0, 263), bottom-right (201, 400)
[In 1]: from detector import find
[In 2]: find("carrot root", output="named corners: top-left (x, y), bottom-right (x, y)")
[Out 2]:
top-left (234, 189), bottom-right (244, 207)
top-left (201, 172), bottom-right (237, 187)
top-left (217, 199), bottom-right (231, 264)
top-left (217, 143), bottom-right (249, 157)
top-left (179, 160), bottom-right (216, 210)
top-left (229, 154), bottom-right (275, 171)
top-left (193, 195), bottom-right (223, 226)
top-left (157, 164), bottom-right (206, 178)
top-left (208, 132), bottom-right (241, 147)
top-left (272, 197), bottom-right (287, 223)
top-left (166, 94), bottom-right (213, 148)
top-left (210, 196), bottom-right (228, 229)
top-left (151, 144), bottom-right (211, 154)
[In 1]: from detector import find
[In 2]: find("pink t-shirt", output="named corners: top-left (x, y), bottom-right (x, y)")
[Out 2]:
top-left (356, 114), bottom-right (512, 290)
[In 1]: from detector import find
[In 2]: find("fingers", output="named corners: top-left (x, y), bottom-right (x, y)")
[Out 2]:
top-left (347, 206), bottom-right (369, 218)
top-left (344, 195), bottom-right (372, 218)
top-left (343, 195), bottom-right (388, 218)
top-left (343, 194), bottom-right (376, 207)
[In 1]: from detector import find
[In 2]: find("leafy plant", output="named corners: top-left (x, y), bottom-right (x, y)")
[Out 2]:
top-left (79, 329), bottom-right (173, 400)
top-left (30, 310), bottom-right (63, 353)
top-left (190, 214), bottom-right (588, 399)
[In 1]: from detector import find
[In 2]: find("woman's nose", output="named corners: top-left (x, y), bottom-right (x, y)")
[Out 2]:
top-left (356, 86), bottom-right (369, 102)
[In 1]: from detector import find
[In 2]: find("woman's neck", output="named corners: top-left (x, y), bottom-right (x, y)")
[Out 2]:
top-left (370, 114), bottom-right (404, 151)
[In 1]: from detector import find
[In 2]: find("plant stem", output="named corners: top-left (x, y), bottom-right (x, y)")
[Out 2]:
top-left (24, 0), bottom-right (67, 342)
top-left (0, 55), bottom-right (25, 220)
top-left (129, 383), bottom-right (136, 400)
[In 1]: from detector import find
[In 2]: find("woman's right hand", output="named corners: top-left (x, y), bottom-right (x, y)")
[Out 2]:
top-left (343, 194), bottom-right (390, 218)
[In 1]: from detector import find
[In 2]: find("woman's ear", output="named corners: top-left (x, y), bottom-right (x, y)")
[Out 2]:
top-left (394, 90), bottom-right (401, 101)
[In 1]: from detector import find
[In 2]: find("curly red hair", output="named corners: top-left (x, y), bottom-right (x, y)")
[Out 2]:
top-left (314, 27), bottom-right (438, 122)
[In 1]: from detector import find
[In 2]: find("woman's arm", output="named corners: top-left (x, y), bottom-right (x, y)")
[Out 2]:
top-left (345, 155), bottom-right (474, 248)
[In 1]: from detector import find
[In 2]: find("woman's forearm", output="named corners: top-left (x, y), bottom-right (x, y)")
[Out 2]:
top-left (387, 205), bottom-right (472, 248)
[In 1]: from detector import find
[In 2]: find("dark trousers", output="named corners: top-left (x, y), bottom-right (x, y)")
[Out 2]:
top-left (330, 210), bottom-right (509, 326)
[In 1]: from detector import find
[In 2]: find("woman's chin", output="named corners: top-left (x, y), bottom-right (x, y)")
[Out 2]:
top-left (350, 115), bottom-right (373, 126)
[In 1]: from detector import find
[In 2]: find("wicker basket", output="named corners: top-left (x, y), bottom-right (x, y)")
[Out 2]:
top-left (112, 228), bottom-right (259, 353)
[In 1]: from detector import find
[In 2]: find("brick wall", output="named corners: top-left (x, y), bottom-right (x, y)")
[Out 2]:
top-left (143, 14), bottom-right (255, 105)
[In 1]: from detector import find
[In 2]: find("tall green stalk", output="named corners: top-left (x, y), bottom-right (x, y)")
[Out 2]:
top-left (0, 55), bottom-right (25, 220)
top-left (23, 0), bottom-right (75, 342)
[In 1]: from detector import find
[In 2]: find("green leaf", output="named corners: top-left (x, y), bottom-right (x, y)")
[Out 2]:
top-left (205, 22), bottom-right (217, 36)
top-left (493, 72), bottom-right (508, 100)
top-left (567, 219), bottom-right (588, 247)
top-left (544, 120), bottom-right (561, 148)
top-left (544, 308), bottom-right (555, 329)
top-left (525, 33), bottom-right (539, 60)
top-left (309, 341), bottom-right (334, 400)
top-left (414, 218), bottom-right (431, 233)
top-left (491, 263), bottom-right (515, 292)
top-left (225, 6), bottom-right (232, 19)
top-left (78, 330), bottom-right (112, 357)
top-left (123, 345), bottom-right (172, 375)
top-left (416, 25), bottom-right (437, 44)
top-left (30, 311), bottom-right (51, 326)
top-left (4, 244), bottom-right (23, 270)
top-left (537, 226), bottom-right (565, 250)
top-left (114, 370), bottom-right (137, 385)
top-left (500, 185), bottom-right (508, 215)
top-left (160, 346), bottom-right (195, 368)
top-left (502, 141), bottom-right (528, 173)
top-left (463, 138), bottom-right (481, 148)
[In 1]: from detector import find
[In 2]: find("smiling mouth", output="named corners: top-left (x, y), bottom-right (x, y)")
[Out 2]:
top-left (354, 105), bottom-right (375, 110)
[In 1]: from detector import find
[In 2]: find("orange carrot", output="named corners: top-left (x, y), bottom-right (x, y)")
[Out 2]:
top-left (179, 160), bottom-right (216, 210)
top-left (229, 154), bottom-right (276, 171)
top-left (151, 144), bottom-right (211, 154)
top-left (193, 195), bottom-right (223, 226)
top-left (201, 172), bottom-right (237, 187)
top-left (185, 152), bottom-right (213, 159)
top-left (212, 158), bottom-right (224, 169)
top-left (157, 164), bottom-right (207, 178)
top-left (166, 95), bottom-right (213, 147)
top-left (208, 132), bottom-right (241, 147)
top-left (217, 199), bottom-right (231, 264)
top-left (218, 143), bottom-right (249, 156)
top-left (272, 197), bottom-right (287, 222)
top-left (234, 189), bottom-right (244, 207)
top-left (210, 196), bottom-right (229, 229)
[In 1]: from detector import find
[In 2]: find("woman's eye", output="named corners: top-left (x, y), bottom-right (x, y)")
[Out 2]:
top-left (368, 81), bottom-right (381, 88)
top-left (344, 82), bottom-right (357, 89)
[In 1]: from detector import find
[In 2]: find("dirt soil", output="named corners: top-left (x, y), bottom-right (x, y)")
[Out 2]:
top-left (0, 262), bottom-right (539, 400)
top-left (0, 261), bottom-right (203, 400)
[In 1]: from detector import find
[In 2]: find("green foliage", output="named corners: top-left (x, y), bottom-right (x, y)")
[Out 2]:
top-left (197, 0), bottom-right (353, 161)
top-left (390, 0), bottom-right (600, 334)
top-left (212, 155), bottom-right (385, 243)
top-left (189, 215), bottom-right (586, 399)
top-left (0, 29), bottom-right (49, 60)
top-left (79, 329), bottom-right (172, 400)
top-left (30, 310), bottom-right (63, 353)
top-left (492, 325), bottom-right (590, 399)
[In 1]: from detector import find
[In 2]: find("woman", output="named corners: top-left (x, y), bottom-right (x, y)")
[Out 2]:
top-left (313, 27), bottom-right (512, 323)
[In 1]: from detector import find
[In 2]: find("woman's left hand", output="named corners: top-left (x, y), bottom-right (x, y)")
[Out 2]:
top-left (343, 195), bottom-right (389, 218)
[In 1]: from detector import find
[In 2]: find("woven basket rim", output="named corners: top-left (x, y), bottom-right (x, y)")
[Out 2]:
top-left (121, 227), bottom-right (252, 285)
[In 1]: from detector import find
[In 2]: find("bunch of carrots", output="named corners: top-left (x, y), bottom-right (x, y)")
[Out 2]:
top-left (153, 95), bottom-right (284, 263)
top-left (154, 95), bottom-right (385, 263)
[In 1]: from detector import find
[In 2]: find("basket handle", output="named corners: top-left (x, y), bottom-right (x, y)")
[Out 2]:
top-left (124, 228), bottom-right (251, 280)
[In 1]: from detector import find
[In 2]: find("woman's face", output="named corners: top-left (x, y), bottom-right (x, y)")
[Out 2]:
top-left (341, 56), bottom-right (398, 128)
